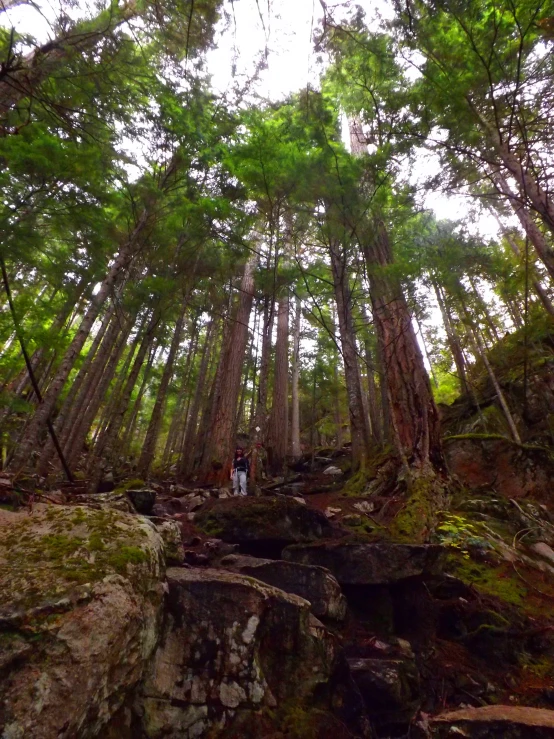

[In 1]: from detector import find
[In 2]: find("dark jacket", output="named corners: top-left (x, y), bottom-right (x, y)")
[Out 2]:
top-left (232, 454), bottom-right (250, 475)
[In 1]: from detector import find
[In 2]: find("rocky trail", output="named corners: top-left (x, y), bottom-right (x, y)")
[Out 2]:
top-left (2, 441), bottom-right (554, 739)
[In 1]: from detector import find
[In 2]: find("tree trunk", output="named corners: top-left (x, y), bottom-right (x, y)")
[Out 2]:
top-left (137, 302), bottom-right (187, 477)
top-left (433, 280), bottom-right (470, 396)
top-left (329, 241), bottom-right (371, 471)
top-left (120, 341), bottom-right (160, 460)
top-left (268, 292), bottom-right (290, 476)
top-left (178, 317), bottom-right (217, 479)
top-left (36, 304), bottom-right (116, 475)
top-left (491, 170), bottom-right (554, 281)
top-left (364, 221), bottom-right (444, 472)
top-left (87, 310), bottom-right (161, 490)
top-left (359, 303), bottom-right (383, 443)
top-left (198, 256), bottom-right (257, 484)
top-left (64, 314), bottom-right (133, 469)
top-left (9, 209), bottom-right (150, 471)
top-left (290, 295), bottom-right (302, 460)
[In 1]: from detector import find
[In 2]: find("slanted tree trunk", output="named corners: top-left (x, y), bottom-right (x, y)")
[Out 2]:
top-left (64, 314), bottom-right (133, 469)
top-left (120, 341), bottom-right (160, 460)
top-left (36, 304), bottom-right (116, 475)
top-left (198, 256), bottom-right (257, 485)
top-left (87, 310), bottom-right (161, 490)
top-left (137, 301), bottom-right (188, 477)
top-left (329, 241), bottom-right (371, 471)
top-left (9, 209), bottom-right (151, 471)
top-left (178, 317), bottom-right (217, 479)
top-left (268, 292), bottom-right (290, 476)
top-left (432, 279), bottom-right (470, 396)
top-left (290, 295), bottom-right (302, 460)
top-left (490, 169), bottom-right (554, 281)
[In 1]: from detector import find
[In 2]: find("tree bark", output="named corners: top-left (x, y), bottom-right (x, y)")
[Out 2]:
top-left (364, 221), bottom-right (444, 472)
top-left (290, 295), bottom-right (302, 460)
top-left (329, 241), bottom-right (371, 470)
top-left (198, 256), bottom-right (257, 484)
top-left (268, 292), bottom-right (290, 476)
top-left (137, 301), bottom-right (187, 477)
top-left (9, 209), bottom-right (150, 471)
top-left (491, 169), bottom-right (554, 281)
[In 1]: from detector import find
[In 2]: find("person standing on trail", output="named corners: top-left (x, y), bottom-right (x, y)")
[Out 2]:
top-left (231, 446), bottom-right (250, 496)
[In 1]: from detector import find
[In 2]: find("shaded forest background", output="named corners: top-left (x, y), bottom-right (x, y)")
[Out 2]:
top-left (1, 0), bottom-right (554, 503)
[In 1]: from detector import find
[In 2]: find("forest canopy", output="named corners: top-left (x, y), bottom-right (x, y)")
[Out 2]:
top-left (1, 0), bottom-right (553, 527)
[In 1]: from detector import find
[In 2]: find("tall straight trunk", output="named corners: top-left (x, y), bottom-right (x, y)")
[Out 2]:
top-left (64, 315), bottom-right (133, 469)
top-left (413, 310), bottom-right (439, 389)
top-left (137, 302), bottom-right (188, 477)
top-left (268, 292), bottom-right (290, 476)
top-left (198, 256), bottom-right (257, 484)
top-left (235, 309), bottom-right (258, 434)
top-left (468, 276), bottom-right (500, 343)
top-left (491, 170), bottom-right (554, 281)
top-left (178, 318), bottom-right (217, 479)
top-left (9, 209), bottom-right (150, 471)
top-left (36, 304), bottom-right (115, 474)
top-left (433, 280), bottom-right (470, 396)
top-left (364, 221), bottom-right (444, 472)
top-left (290, 295), bottom-right (302, 460)
top-left (359, 303), bottom-right (382, 443)
top-left (329, 241), bottom-right (371, 471)
top-left (87, 311), bottom-right (161, 490)
top-left (161, 319), bottom-right (200, 469)
top-left (249, 295), bottom-right (275, 484)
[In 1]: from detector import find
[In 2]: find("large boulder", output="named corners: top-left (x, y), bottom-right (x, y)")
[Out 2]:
top-left (283, 541), bottom-right (444, 585)
top-left (138, 567), bottom-right (369, 738)
top-left (430, 705), bottom-right (554, 738)
top-left (0, 505), bottom-right (165, 739)
top-left (219, 553), bottom-right (347, 620)
top-left (195, 497), bottom-right (338, 554)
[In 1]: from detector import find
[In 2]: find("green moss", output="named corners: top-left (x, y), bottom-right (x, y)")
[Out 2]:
top-left (447, 551), bottom-right (527, 607)
top-left (390, 471), bottom-right (444, 544)
top-left (113, 478), bottom-right (146, 495)
top-left (107, 545), bottom-right (148, 573)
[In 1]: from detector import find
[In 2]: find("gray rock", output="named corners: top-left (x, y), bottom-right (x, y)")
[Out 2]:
top-left (138, 568), bottom-right (347, 738)
top-left (220, 553), bottom-right (347, 620)
top-left (323, 465), bottom-right (343, 476)
top-left (0, 505), bottom-right (165, 739)
top-left (283, 541), bottom-right (444, 585)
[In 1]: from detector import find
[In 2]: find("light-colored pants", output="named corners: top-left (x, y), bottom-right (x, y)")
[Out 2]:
top-left (233, 470), bottom-right (247, 495)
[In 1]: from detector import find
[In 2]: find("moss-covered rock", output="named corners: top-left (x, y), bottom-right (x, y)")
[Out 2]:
top-left (0, 505), bottom-right (165, 739)
top-left (195, 497), bottom-right (339, 551)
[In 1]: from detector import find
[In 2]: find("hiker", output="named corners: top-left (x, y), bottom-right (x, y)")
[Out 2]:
top-left (231, 446), bottom-right (250, 496)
